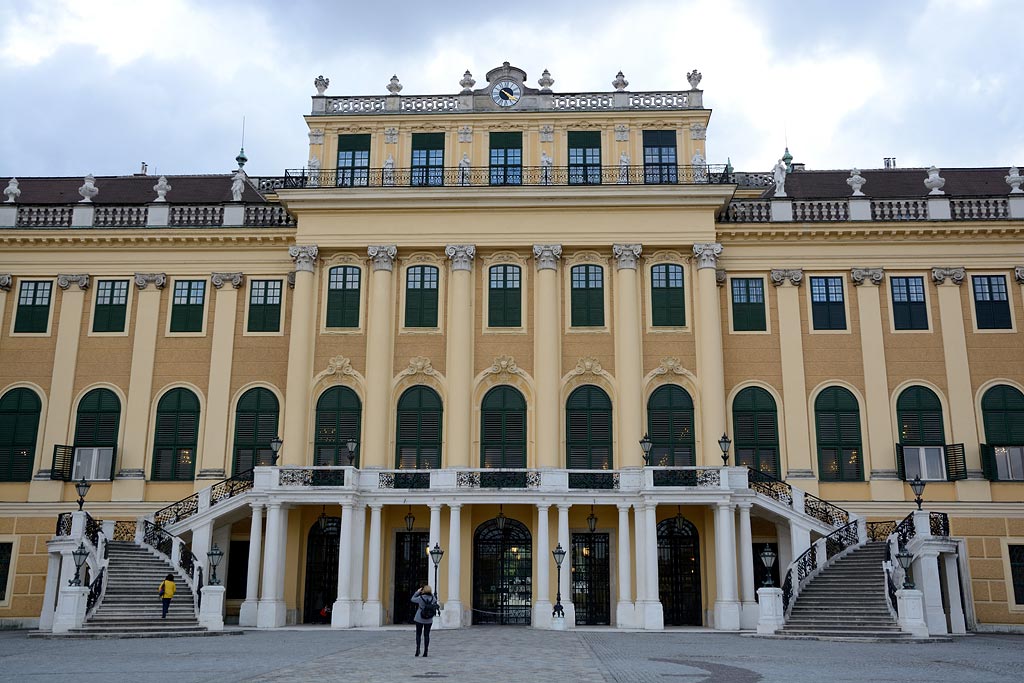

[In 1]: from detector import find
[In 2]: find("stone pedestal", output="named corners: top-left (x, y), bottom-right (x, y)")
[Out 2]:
top-left (256, 599), bottom-right (286, 628)
top-left (713, 600), bottom-right (741, 631)
top-left (551, 615), bottom-right (567, 631)
top-left (330, 599), bottom-right (358, 628)
top-left (756, 587), bottom-right (784, 635)
top-left (531, 601), bottom-right (552, 630)
top-left (238, 599), bottom-right (259, 627)
top-left (198, 585), bottom-right (225, 631)
top-left (52, 585), bottom-right (89, 634)
top-left (360, 600), bottom-right (383, 627)
top-left (639, 600), bottom-right (664, 631)
top-left (615, 601), bottom-right (637, 629)
top-left (896, 589), bottom-right (930, 637)
top-left (849, 198), bottom-right (872, 220)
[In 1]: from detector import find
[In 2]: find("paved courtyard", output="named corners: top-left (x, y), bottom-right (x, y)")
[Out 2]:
top-left (0, 627), bottom-right (1021, 682)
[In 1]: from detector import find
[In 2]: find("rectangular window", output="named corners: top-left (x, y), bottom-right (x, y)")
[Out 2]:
top-left (14, 280), bottom-right (52, 333)
top-left (247, 280), bottom-right (282, 332)
top-left (891, 276), bottom-right (928, 330)
top-left (489, 132), bottom-right (522, 186)
top-left (651, 264), bottom-right (685, 326)
top-left (170, 280), bottom-right (206, 333)
top-left (0, 542), bottom-right (10, 602)
top-left (488, 265), bottom-right (522, 327)
top-left (405, 266), bottom-right (439, 328)
top-left (642, 130), bottom-right (677, 184)
top-left (902, 445), bottom-right (947, 481)
top-left (326, 266), bottom-right (361, 328)
top-left (92, 280), bottom-right (129, 333)
top-left (72, 446), bottom-right (114, 481)
top-left (994, 446), bottom-right (1024, 481)
top-left (567, 131), bottom-right (602, 185)
top-left (731, 278), bottom-right (766, 332)
top-left (570, 265), bottom-right (604, 327)
top-left (337, 134), bottom-right (371, 187)
top-left (973, 275), bottom-right (1011, 329)
top-left (411, 132), bottom-right (445, 187)
top-left (810, 276), bottom-right (847, 330)
top-left (1010, 544), bottom-right (1024, 605)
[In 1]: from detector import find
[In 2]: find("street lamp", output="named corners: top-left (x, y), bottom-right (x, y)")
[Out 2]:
top-left (639, 433), bottom-right (653, 466)
top-left (896, 544), bottom-right (915, 589)
top-left (346, 438), bottom-right (358, 467)
top-left (552, 543), bottom-right (566, 618)
top-left (587, 505), bottom-right (598, 534)
top-left (909, 475), bottom-right (926, 511)
top-left (269, 436), bottom-right (283, 465)
top-left (405, 505), bottom-right (416, 532)
top-left (75, 477), bottom-right (91, 512)
top-left (317, 505), bottom-right (330, 533)
top-left (69, 542), bottom-right (88, 586)
top-left (207, 543), bottom-right (224, 585)
top-left (429, 543), bottom-right (444, 611)
top-left (718, 433), bottom-right (732, 466)
top-left (759, 544), bottom-right (777, 587)
top-left (496, 505), bottom-right (507, 532)
top-left (674, 505), bottom-right (686, 534)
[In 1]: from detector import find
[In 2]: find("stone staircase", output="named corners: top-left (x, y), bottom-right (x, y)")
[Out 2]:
top-left (778, 542), bottom-right (912, 640)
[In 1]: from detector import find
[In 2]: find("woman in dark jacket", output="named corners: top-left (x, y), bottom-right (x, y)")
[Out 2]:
top-left (411, 584), bottom-right (438, 657)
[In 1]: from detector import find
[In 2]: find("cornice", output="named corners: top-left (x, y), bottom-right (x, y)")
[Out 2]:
top-left (0, 229), bottom-right (294, 248)
top-left (716, 221), bottom-right (1024, 242)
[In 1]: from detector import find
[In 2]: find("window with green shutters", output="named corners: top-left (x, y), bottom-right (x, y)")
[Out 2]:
top-left (0, 542), bottom-right (11, 602)
top-left (814, 387), bottom-right (863, 481)
top-left (72, 388), bottom-right (121, 481)
top-left (405, 266), bottom-right (439, 328)
top-left (411, 132), bottom-right (444, 187)
top-left (315, 386), bottom-right (362, 466)
top-left (973, 275), bottom-right (1012, 329)
top-left (93, 280), bottom-right (129, 333)
top-left (642, 130), bottom-right (677, 184)
top-left (232, 388), bottom-right (279, 474)
top-left (731, 278), bottom-right (766, 331)
top-left (151, 388), bottom-right (200, 481)
top-left (566, 385), bottom-right (613, 469)
top-left (651, 264), bottom-right (685, 326)
top-left (980, 384), bottom-right (1024, 481)
top-left (890, 276), bottom-right (928, 330)
top-left (1010, 545), bottom-right (1024, 605)
top-left (14, 281), bottom-right (52, 333)
top-left (810, 276), bottom-right (846, 330)
top-left (337, 134), bottom-right (370, 187)
top-left (170, 280), bottom-right (206, 332)
top-left (568, 131), bottom-right (601, 185)
top-left (732, 387), bottom-right (779, 477)
top-left (326, 266), bottom-right (361, 328)
top-left (480, 386), bottom-right (526, 468)
top-left (646, 385), bottom-right (695, 466)
top-left (395, 386), bottom-right (442, 469)
top-left (488, 265), bottom-right (521, 327)
top-left (247, 280), bottom-right (282, 332)
top-left (489, 132), bottom-right (522, 186)
top-left (895, 386), bottom-right (963, 481)
top-left (0, 388), bottom-right (41, 482)
top-left (571, 265), bottom-right (604, 327)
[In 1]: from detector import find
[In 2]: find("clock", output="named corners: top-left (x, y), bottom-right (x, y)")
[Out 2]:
top-left (491, 80), bottom-right (522, 107)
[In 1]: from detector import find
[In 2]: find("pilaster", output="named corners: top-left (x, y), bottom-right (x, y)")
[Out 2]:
top-left (445, 244), bottom-right (475, 468)
top-left (612, 243), bottom-right (644, 467)
top-left (533, 245), bottom-right (562, 469)
top-left (693, 244), bottom-right (726, 466)
top-left (281, 246), bottom-right (319, 465)
top-left (0, 274), bottom-right (9, 356)
top-left (364, 245), bottom-right (397, 469)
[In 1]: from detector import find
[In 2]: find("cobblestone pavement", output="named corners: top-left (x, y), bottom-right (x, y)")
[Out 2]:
top-left (0, 628), bottom-right (1021, 682)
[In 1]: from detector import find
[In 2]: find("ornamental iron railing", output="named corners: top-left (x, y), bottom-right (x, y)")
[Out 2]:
top-left (84, 513), bottom-right (102, 549)
top-left (210, 468), bottom-right (255, 505)
top-left (782, 543), bottom-right (817, 614)
top-left (55, 512), bottom-right (73, 536)
top-left (86, 567), bottom-right (105, 614)
top-left (378, 471), bottom-right (431, 489)
top-left (153, 492), bottom-right (200, 527)
top-left (824, 520), bottom-right (860, 560)
top-left (747, 468), bottom-right (794, 507)
top-left (278, 467), bottom-right (347, 487)
top-left (803, 493), bottom-right (850, 528)
top-left (112, 520), bottom-right (136, 541)
top-left (143, 520), bottom-right (174, 558)
top-left (866, 520), bottom-right (896, 542)
top-left (895, 512), bottom-right (916, 547)
top-left (567, 472), bottom-right (620, 490)
top-left (651, 468), bottom-right (721, 487)
top-left (884, 541), bottom-right (899, 615)
top-left (929, 511), bottom-right (950, 537)
top-left (456, 470), bottom-right (541, 489)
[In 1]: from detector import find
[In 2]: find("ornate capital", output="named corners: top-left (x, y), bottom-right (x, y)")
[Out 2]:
top-left (211, 272), bottom-right (244, 289)
top-left (1015, 266), bottom-right (1024, 285)
top-left (715, 269), bottom-right (726, 287)
top-left (57, 274), bottom-right (90, 291)
top-left (288, 245), bottom-right (319, 272)
top-left (445, 244), bottom-right (476, 272)
top-left (134, 273), bottom-right (166, 290)
top-left (368, 245), bottom-right (397, 272)
top-left (769, 268), bottom-right (804, 287)
top-left (612, 244), bottom-right (642, 270)
top-left (849, 267), bottom-right (884, 286)
top-left (533, 244), bottom-right (562, 271)
top-left (931, 267), bottom-right (965, 286)
top-left (692, 243), bottom-right (723, 269)
top-left (0, 274), bottom-right (12, 291)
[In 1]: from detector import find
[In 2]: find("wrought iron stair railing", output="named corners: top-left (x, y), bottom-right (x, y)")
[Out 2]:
top-left (747, 468), bottom-right (794, 507)
top-left (152, 468), bottom-right (255, 527)
top-left (141, 520), bottom-right (204, 611)
top-left (781, 519), bottom-right (862, 615)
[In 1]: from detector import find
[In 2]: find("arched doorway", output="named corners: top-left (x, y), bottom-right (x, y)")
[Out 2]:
top-left (472, 517), bottom-right (532, 625)
top-left (303, 516), bottom-right (340, 624)
top-left (657, 513), bottom-right (702, 626)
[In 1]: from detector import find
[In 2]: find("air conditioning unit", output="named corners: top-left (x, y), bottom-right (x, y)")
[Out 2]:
top-left (72, 447), bottom-right (115, 481)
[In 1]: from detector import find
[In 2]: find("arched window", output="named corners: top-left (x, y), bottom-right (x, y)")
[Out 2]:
top-left (980, 384), bottom-right (1024, 481)
top-left (566, 385), bottom-right (612, 469)
top-left (315, 386), bottom-right (362, 466)
top-left (0, 388), bottom-right (41, 482)
top-left (396, 386), bottom-right (442, 469)
top-left (896, 386), bottom-right (962, 481)
top-left (732, 387), bottom-right (779, 478)
top-left (647, 385), bottom-right (695, 466)
top-left (480, 386), bottom-right (526, 468)
top-left (151, 388), bottom-right (200, 481)
top-left (814, 387), bottom-right (863, 481)
top-left (68, 388), bottom-right (121, 481)
top-left (232, 388), bottom-right (280, 474)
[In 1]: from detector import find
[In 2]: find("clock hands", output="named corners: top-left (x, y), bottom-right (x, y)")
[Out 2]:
top-left (500, 88), bottom-right (518, 102)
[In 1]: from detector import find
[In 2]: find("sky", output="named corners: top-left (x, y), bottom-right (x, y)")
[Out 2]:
top-left (0, 0), bottom-right (1020, 178)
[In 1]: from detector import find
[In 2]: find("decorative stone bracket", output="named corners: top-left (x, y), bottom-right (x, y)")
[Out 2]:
top-left (0, 273), bottom-right (13, 291)
top-left (533, 244), bottom-right (562, 271)
top-left (769, 269), bottom-right (804, 287)
top-left (134, 273), bottom-right (167, 290)
top-left (211, 272), bottom-right (244, 289)
top-left (931, 267), bottom-right (965, 286)
top-left (850, 267), bottom-right (884, 286)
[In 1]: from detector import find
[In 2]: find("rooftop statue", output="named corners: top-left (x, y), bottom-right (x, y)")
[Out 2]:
top-left (772, 159), bottom-right (787, 198)
top-left (3, 178), bottom-right (19, 203)
top-left (78, 174), bottom-right (99, 203)
top-left (231, 170), bottom-right (245, 202)
top-left (846, 169), bottom-right (866, 196)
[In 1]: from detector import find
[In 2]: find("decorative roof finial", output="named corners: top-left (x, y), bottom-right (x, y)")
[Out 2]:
top-left (3, 178), bottom-right (20, 204)
top-left (236, 147), bottom-right (248, 170)
top-left (924, 166), bottom-right (946, 195)
top-left (846, 169), bottom-right (866, 196)
top-left (1006, 166), bottom-right (1023, 194)
top-left (612, 71), bottom-right (628, 91)
top-left (725, 158), bottom-right (734, 175)
top-left (538, 68), bottom-right (554, 92)
top-left (459, 70), bottom-right (476, 94)
top-left (153, 176), bottom-right (172, 202)
top-left (314, 75), bottom-right (330, 95)
top-left (78, 174), bottom-right (99, 203)
top-left (387, 75), bottom-right (403, 95)
top-left (782, 147), bottom-right (793, 172)
top-left (687, 69), bottom-right (702, 89)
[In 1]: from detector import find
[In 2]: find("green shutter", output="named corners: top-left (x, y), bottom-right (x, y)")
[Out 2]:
top-left (395, 386), bottom-right (442, 469)
top-left (488, 266), bottom-right (521, 328)
top-left (651, 265), bottom-right (685, 326)
top-left (480, 386), bottom-right (527, 467)
top-left (313, 386), bottom-right (361, 466)
top-left (980, 444), bottom-right (998, 481)
top-left (232, 388), bottom-right (280, 474)
top-left (732, 279), bottom-right (766, 332)
top-left (326, 267), bottom-right (361, 328)
top-left (151, 389), bottom-right (200, 481)
top-left (981, 384), bottom-right (1024, 445)
top-left (170, 280), bottom-right (205, 333)
top-left (566, 386), bottom-right (613, 469)
top-left (571, 265), bottom-right (604, 327)
top-left (14, 281), bottom-right (52, 333)
top-left (0, 388), bottom-right (41, 482)
top-left (814, 387), bottom-right (863, 481)
top-left (646, 385), bottom-right (695, 466)
top-left (897, 386), bottom-right (945, 445)
top-left (405, 266), bottom-right (438, 328)
top-left (93, 280), bottom-right (128, 333)
top-left (732, 387), bottom-right (779, 477)
top-left (247, 280), bottom-right (282, 332)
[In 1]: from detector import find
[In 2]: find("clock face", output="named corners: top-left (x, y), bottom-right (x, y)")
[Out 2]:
top-left (491, 80), bottom-right (522, 107)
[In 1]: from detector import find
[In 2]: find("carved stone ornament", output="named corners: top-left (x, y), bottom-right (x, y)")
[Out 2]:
top-left (459, 70), bottom-right (476, 94)
top-left (614, 124), bottom-right (628, 142)
top-left (715, 268), bottom-right (726, 286)
top-left (368, 244), bottom-right (398, 272)
top-left (687, 69), bottom-right (702, 89)
top-left (612, 71), bottom-right (628, 91)
top-left (931, 267), bottom-right (966, 286)
top-left (769, 268), bottom-right (804, 287)
top-left (924, 166), bottom-right (946, 195)
top-left (692, 243), bottom-right (723, 269)
top-left (445, 244), bottom-right (476, 271)
top-left (571, 356), bottom-right (604, 377)
top-left (539, 125), bottom-right (554, 143)
top-left (849, 267), bottom-right (884, 286)
top-left (308, 128), bottom-right (325, 145)
top-left (1006, 167), bottom-right (1023, 194)
top-left (56, 274), bottom-right (90, 291)
top-left (1015, 266), bottom-right (1024, 285)
top-left (487, 355), bottom-right (522, 378)
top-left (651, 357), bottom-right (687, 378)
top-left (211, 272), bottom-right (244, 289)
top-left (152, 176), bottom-right (171, 202)
top-left (0, 274), bottom-right (11, 291)
top-left (404, 356), bottom-right (436, 377)
top-left (847, 169), bottom-right (866, 196)
top-left (287, 271), bottom-right (296, 289)
top-left (4, 178), bottom-right (20, 203)
top-left (386, 75), bottom-right (403, 95)
top-left (457, 126), bottom-right (472, 143)
top-left (231, 169), bottom-right (245, 202)
top-left (134, 273), bottom-right (167, 290)
top-left (324, 355), bottom-right (357, 377)
top-left (533, 244), bottom-right (562, 271)
top-left (314, 75), bottom-right (329, 95)
top-left (78, 174), bottom-right (99, 203)
top-left (612, 243), bottom-right (642, 270)
top-left (689, 123), bottom-right (707, 140)
top-left (537, 68), bottom-right (554, 92)
top-left (288, 245), bottom-right (319, 273)
top-left (384, 127), bottom-right (399, 144)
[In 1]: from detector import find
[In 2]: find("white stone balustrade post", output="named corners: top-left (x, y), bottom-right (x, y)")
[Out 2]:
top-left (896, 589), bottom-right (930, 637)
top-left (198, 585), bottom-right (226, 630)
top-left (756, 587), bottom-right (785, 634)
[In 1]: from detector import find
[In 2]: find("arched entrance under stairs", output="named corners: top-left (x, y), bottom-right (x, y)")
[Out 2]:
top-left (472, 517), bottom-right (532, 625)
top-left (303, 516), bottom-right (340, 624)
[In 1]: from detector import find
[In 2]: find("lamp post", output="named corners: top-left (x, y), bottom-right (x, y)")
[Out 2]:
top-left (586, 505), bottom-right (598, 534)
top-left (269, 436), bottom-right (283, 465)
top-left (639, 433), bottom-right (653, 466)
top-left (909, 475), bottom-right (926, 511)
top-left (718, 433), bottom-right (732, 466)
top-left (496, 505), bottom-right (507, 532)
top-left (207, 544), bottom-right (224, 585)
top-left (346, 438), bottom-right (358, 467)
top-left (74, 477), bottom-right (91, 512)
top-left (429, 543), bottom-right (444, 612)
top-left (405, 505), bottom-right (416, 532)
top-left (896, 544), bottom-right (915, 589)
top-left (69, 542), bottom-right (88, 586)
top-left (316, 505), bottom-right (330, 533)
top-left (673, 505), bottom-right (686, 533)
top-left (759, 544), bottom-right (777, 587)
top-left (552, 543), bottom-right (566, 618)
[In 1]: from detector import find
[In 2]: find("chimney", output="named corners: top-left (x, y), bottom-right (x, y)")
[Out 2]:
top-left (136, 162), bottom-right (148, 176)
top-left (791, 162), bottom-right (806, 172)
top-left (883, 157), bottom-right (897, 169)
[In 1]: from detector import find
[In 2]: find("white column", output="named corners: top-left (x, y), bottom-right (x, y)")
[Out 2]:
top-left (428, 504), bottom-right (442, 594)
top-left (349, 505), bottom-right (366, 605)
top-left (38, 552), bottom-right (61, 631)
top-left (737, 503), bottom-right (757, 629)
top-left (363, 504), bottom-right (383, 626)
top-left (713, 502), bottom-right (740, 630)
top-left (557, 504), bottom-right (575, 626)
top-left (633, 504), bottom-right (646, 607)
top-left (639, 503), bottom-right (664, 630)
top-left (915, 549), bottom-right (947, 635)
top-left (443, 503), bottom-right (463, 628)
top-left (943, 553), bottom-right (967, 634)
top-left (332, 502), bottom-right (355, 628)
top-left (615, 503), bottom-right (635, 628)
top-left (238, 503), bottom-right (263, 626)
top-left (533, 504), bottom-right (552, 629)
top-left (257, 503), bottom-right (286, 627)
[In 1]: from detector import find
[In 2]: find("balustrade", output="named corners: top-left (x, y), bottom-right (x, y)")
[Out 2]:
top-left (16, 206), bottom-right (72, 227)
top-left (792, 200), bottom-right (850, 222)
top-left (93, 205), bottom-right (147, 227)
top-left (721, 200), bottom-right (771, 222)
top-left (169, 205), bottom-right (224, 226)
top-left (871, 199), bottom-right (929, 220)
top-left (950, 197), bottom-right (1009, 220)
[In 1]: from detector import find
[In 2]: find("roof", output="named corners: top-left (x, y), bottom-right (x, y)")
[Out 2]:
top-left (0, 174), bottom-right (265, 205)
top-left (758, 167), bottom-right (1014, 200)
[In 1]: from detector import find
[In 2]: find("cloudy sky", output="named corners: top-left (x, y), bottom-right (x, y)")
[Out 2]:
top-left (0, 0), bottom-right (1020, 178)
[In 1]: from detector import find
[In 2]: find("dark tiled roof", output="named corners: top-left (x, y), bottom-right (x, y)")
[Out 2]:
top-left (758, 168), bottom-right (1015, 199)
top-left (0, 174), bottom-right (265, 205)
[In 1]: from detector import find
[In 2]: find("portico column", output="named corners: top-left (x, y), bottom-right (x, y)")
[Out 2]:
top-left (281, 246), bottom-right (319, 465)
top-left (640, 503), bottom-right (664, 629)
top-left (612, 244), bottom-right (645, 466)
top-left (557, 503), bottom-right (575, 626)
top-left (331, 502), bottom-right (355, 628)
top-left (445, 245), bottom-right (475, 468)
top-left (257, 502), bottom-right (286, 627)
top-left (198, 272), bottom-right (244, 481)
top-left (736, 502), bottom-right (757, 629)
top-left (444, 503), bottom-right (463, 628)
top-left (693, 244), bottom-right (727, 466)
top-left (364, 246), bottom-right (397, 468)
top-left (713, 502), bottom-right (740, 630)
top-left (428, 503), bottom-right (442, 591)
top-left (616, 503), bottom-right (635, 628)
top-left (943, 553), bottom-right (967, 634)
top-left (364, 504), bottom-right (383, 625)
top-left (238, 502), bottom-right (263, 626)
top-left (533, 245), bottom-right (562, 468)
top-left (633, 503), bottom-right (646, 607)
top-left (533, 504), bottom-right (552, 628)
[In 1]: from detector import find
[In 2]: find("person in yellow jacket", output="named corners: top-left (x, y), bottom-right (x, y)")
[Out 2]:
top-left (158, 573), bottom-right (176, 619)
